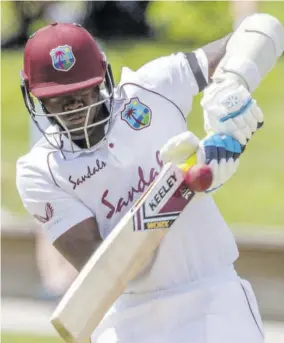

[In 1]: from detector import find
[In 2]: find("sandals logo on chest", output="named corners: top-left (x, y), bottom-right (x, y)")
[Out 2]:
top-left (68, 159), bottom-right (106, 190)
top-left (121, 97), bottom-right (152, 130)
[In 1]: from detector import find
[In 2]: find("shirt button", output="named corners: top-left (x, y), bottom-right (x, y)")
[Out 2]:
top-left (109, 143), bottom-right (114, 148)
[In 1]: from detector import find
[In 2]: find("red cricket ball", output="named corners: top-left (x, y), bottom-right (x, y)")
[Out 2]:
top-left (184, 165), bottom-right (213, 192)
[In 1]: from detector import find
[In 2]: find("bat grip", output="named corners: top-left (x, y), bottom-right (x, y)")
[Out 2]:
top-left (178, 153), bottom-right (197, 173)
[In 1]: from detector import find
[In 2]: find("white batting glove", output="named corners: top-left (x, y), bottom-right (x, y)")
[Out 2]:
top-left (160, 131), bottom-right (200, 166)
top-left (201, 79), bottom-right (264, 146)
top-left (198, 132), bottom-right (241, 192)
top-left (160, 131), bottom-right (242, 193)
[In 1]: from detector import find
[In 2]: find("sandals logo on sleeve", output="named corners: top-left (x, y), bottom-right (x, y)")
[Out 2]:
top-left (34, 203), bottom-right (54, 223)
top-left (121, 97), bottom-right (152, 130)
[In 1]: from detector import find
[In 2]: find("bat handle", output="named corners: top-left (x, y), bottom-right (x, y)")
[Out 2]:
top-left (178, 153), bottom-right (197, 173)
top-left (178, 131), bottom-right (216, 173)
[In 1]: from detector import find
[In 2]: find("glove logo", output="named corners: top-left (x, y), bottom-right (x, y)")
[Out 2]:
top-left (222, 94), bottom-right (240, 110)
top-left (121, 97), bottom-right (152, 130)
top-left (49, 45), bottom-right (76, 72)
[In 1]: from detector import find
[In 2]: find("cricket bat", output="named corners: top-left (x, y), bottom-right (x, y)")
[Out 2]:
top-left (51, 153), bottom-right (208, 343)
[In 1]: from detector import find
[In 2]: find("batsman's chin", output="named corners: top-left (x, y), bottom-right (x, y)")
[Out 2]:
top-left (70, 126), bottom-right (97, 140)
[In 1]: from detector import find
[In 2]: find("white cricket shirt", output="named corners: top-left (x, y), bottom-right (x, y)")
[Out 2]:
top-left (17, 49), bottom-right (238, 294)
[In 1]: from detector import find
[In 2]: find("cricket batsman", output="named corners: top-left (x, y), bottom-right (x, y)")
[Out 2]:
top-left (16, 13), bottom-right (284, 343)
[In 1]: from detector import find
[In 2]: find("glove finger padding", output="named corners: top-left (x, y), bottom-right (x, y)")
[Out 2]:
top-left (251, 100), bottom-right (264, 122)
top-left (160, 131), bottom-right (199, 165)
top-left (233, 116), bottom-right (253, 142)
top-left (242, 108), bottom-right (258, 133)
top-left (198, 133), bottom-right (241, 193)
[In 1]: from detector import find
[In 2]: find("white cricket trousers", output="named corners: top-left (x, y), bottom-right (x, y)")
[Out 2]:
top-left (91, 267), bottom-right (264, 343)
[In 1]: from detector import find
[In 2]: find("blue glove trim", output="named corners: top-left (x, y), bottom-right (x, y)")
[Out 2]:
top-left (205, 184), bottom-right (223, 193)
top-left (219, 97), bottom-right (252, 122)
top-left (203, 134), bottom-right (242, 163)
top-left (204, 134), bottom-right (242, 154)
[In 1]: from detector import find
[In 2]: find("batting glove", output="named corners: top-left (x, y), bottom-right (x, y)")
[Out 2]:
top-left (160, 131), bottom-right (242, 193)
top-left (201, 79), bottom-right (264, 146)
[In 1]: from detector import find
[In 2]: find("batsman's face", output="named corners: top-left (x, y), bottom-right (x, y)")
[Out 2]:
top-left (40, 86), bottom-right (103, 134)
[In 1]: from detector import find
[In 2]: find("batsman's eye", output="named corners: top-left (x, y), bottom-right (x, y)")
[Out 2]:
top-left (45, 97), bottom-right (62, 106)
top-left (80, 89), bottom-right (92, 97)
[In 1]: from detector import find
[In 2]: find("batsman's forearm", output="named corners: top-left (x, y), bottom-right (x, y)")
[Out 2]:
top-left (200, 33), bottom-right (233, 80)
top-left (53, 218), bottom-right (102, 271)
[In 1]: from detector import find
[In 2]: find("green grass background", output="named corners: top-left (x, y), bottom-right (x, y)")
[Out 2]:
top-left (1, 333), bottom-right (63, 343)
top-left (1, 1), bottom-right (284, 228)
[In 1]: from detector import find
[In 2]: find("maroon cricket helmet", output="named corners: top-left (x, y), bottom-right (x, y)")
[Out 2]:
top-left (22, 22), bottom-right (106, 98)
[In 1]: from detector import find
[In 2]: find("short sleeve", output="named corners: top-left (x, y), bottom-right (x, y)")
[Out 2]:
top-left (16, 157), bottom-right (94, 243)
top-left (133, 49), bottom-right (209, 117)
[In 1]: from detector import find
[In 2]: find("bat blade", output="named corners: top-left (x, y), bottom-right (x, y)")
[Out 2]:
top-left (51, 157), bottom-right (197, 343)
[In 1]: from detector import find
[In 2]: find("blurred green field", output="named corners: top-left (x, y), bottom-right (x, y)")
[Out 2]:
top-left (1, 333), bottom-right (62, 343)
top-left (1, 1), bottom-right (284, 227)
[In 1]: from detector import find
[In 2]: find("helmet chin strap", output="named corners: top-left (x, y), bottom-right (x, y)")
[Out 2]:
top-left (71, 126), bottom-right (96, 141)
top-left (70, 103), bottom-right (108, 142)
top-left (57, 102), bottom-right (110, 152)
